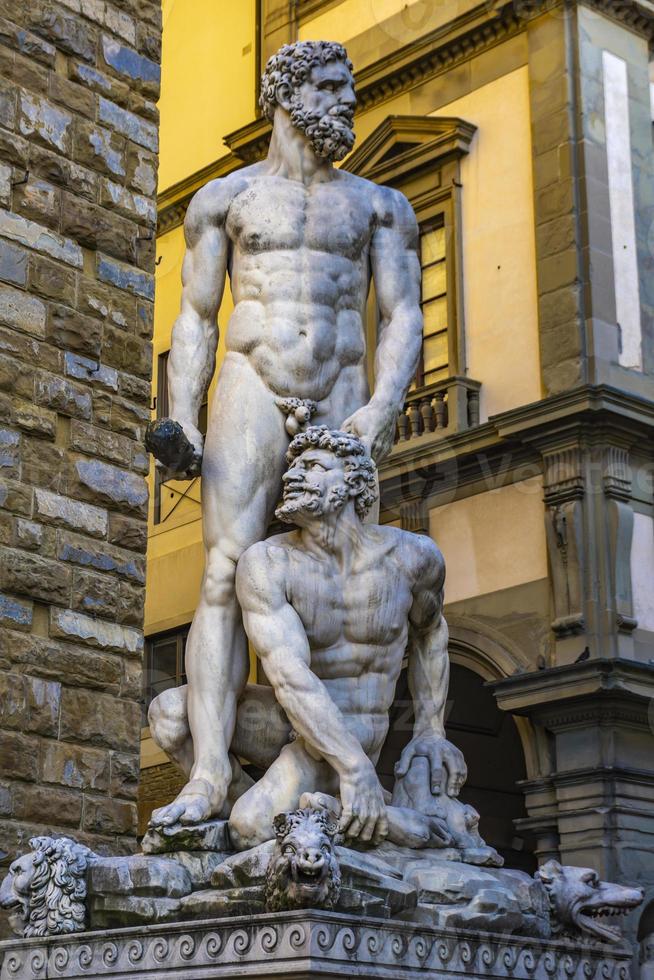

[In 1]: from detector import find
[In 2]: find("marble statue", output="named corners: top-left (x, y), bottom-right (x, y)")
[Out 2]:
top-left (148, 426), bottom-right (469, 854)
top-left (145, 39), bottom-right (424, 828)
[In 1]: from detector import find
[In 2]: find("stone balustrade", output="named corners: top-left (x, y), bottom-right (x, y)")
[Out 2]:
top-left (395, 377), bottom-right (481, 446)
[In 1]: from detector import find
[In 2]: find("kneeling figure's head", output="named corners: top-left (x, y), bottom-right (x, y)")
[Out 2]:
top-left (276, 426), bottom-right (377, 525)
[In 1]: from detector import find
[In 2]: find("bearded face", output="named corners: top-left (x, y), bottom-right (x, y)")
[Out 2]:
top-left (288, 60), bottom-right (356, 163)
top-left (275, 448), bottom-right (350, 524)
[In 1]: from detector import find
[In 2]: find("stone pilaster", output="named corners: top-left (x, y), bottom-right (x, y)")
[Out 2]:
top-left (0, 0), bottom-right (161, 899)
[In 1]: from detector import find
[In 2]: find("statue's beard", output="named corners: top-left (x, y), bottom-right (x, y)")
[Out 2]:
top-left (275, 483), bottom-right (348, 523)
top-left (289, 99), bottom-right (355, 162)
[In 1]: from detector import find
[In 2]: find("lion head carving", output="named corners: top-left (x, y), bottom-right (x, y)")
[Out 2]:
top-left (0, 836), bottom-right (92, 938)
top-left (264, 807), bottom-right (341, 913)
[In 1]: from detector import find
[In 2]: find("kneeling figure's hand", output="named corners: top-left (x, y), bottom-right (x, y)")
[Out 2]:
top-left (339, 761), bottom-right (389, 845)
top-left (395, 734), bottom-right (467, 797)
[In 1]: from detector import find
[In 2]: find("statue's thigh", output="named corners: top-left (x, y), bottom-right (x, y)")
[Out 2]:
top-left (201, 353), bottom-right (289, 547)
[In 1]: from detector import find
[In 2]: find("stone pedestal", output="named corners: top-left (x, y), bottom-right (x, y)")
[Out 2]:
top-left (0, 911), bottom-right (633, 980)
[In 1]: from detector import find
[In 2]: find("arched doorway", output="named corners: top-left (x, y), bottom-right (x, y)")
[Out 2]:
top-left (376, 662), bottom-right (534, 872)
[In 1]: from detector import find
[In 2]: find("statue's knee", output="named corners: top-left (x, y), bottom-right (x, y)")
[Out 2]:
top-left (148, 686), bottom-right (188, 751)
top-left (203, 545), bottom-right (242, 607)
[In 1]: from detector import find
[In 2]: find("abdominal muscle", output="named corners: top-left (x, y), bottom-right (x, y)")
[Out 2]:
top-left (225, 249), bottom-right (369, 401)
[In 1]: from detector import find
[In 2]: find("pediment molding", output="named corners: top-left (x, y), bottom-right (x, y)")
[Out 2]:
top-left (344, 115), bottom-right (476, 184)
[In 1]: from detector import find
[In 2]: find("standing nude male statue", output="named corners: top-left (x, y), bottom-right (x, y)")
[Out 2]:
top-left (149, 428), bottom-right (468, 848)
top-left (148, 41), bottom-right (424, 826)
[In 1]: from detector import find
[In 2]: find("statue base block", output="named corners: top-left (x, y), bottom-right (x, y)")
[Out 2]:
top-left (0, 910), bottom-right (632, 979)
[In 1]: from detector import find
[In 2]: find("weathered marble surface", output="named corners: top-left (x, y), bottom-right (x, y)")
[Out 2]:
top-left (0, 910), bottom-right (634, 980)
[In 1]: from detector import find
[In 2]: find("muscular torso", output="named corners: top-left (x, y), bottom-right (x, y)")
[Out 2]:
top-left (223, 169), bottom-right (378, 401)
top-left (274, 525), bottom-right (418, 760)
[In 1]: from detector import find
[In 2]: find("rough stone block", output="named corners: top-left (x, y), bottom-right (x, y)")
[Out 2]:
top-left (0, 240), bottom-right (28, 287)
top-left (116, 581), bottom-right (144, 626)
top-left (40, 740), bottom-right (110, 791)
top-left (20, 437), bottom-right (67, 492)
top-left (76, 276), bottom-right (135, 327)
top-left (18, 90), bottom-right (73, 155)
top-left (94, 393), bottom-right (150, 440)
top-left (35, 487), bottom-right (108, 538)
top-left (13, 783), bottom-right (83, 827)
top-left (74, 118), bottom-right (126, 179)
top-left (89, 853), bottom-right (192, 899)
top-left (70, 60), bottom-right (130, 105)
top-left (48, 72), bottom-right (95, 119)
top-left (35, 371), bottom-right (92, 419)
top-left (64, 351), bottom-right (119, 392)
top-left (1, 548), bottom-right (71, 604)
top-left (0, 209), bottom-right (82, 268)
top-left (15, 518), bottom-right (43, 551)
top-left (29, 255), bottom-right (77, 306)
top-left (0, 729), bottom-right (39, 781)
top-left (0, 353), bottom-right (33, 398)
top-left (47, 305), bottom-right (102, 358)
top-left (49, 606), bottom-right (143, 656)
top-left (100, 178), bottom-right (156, 226)
top-left (56, 529), bottom-right (145, 583)
top-left (30, 142), bottom-right (98, 202)
top-left (71, 567), bottom-right (118, 618)
top-left (0, 284), bottom-right (46, 338)
top-left (59, 688), bottom-right (141, 752)
top-left (102, 324), bottom-right (151, 377)
top-left (104, 7), bottom-right (136, 44)
top-left (101, 36), bottom-right (160, 96)
top-left (0, 628), bottom-right (123, 693)
top-left (98, 96), bottom-right (158, 151)
top-left (0, 592), bottom-right (33, 630)
top-left (0, 161), bottom-right (12, 208)
top-left (71, 457), bottom-right (148, 515)
top-left (97, 251), bottom-right (154, 300)
top-left (83, 796), bottom-right (137, 835)
top-left (0, 16), bottom-right (57, 65)
top-left (126, 144), bottom-right (157, 196)
top-left (108, 513), bottom-right (147, 552)
top-left (142, 819), bottom-right (231, 855)
top-left (61, 193), bottom-right (138, 264)
top-left (14, 176), bottom-right (61, 229)
top-left (0, 671), bottom-right (60, 735)
top-left (69, 420), bottom-right (132, 467)
top-left (0, 478), bottom-right (32, 515)
top-left (109, 751), bottom-right (139, 799)
top-left (0, 427), bottom-right (19, 475)
top-left (13, 401), bottom-right (57, 439)
top-left (25, 1), bottom-right (98, 62)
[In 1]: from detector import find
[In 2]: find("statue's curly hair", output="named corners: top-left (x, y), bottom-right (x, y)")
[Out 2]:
top-left (259, 40), bottom-right (353, 122)
top-left (285, 425), bottom-right (377, 519)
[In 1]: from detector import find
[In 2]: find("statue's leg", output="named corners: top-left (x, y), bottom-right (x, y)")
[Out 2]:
top-left (228, 739), bottom-right (339, 850)
top-left (150, 353), bottom-right (289, 827)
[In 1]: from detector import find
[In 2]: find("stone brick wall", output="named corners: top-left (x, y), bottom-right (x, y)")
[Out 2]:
top-left (137, 761), bottom-right (185, 836)
top-left (0, 0), bottom-right (161, 897)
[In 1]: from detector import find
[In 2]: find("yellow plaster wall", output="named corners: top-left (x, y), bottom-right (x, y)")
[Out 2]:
top-left (432, 67), bottom-right (541, 420)
top-left (430, 477), bottom-right (548, 604)
top-left (158, 0), bottom-right (257, 192)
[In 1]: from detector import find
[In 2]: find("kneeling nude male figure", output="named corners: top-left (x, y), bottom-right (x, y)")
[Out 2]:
top-left (148, 40), bottom-right (423, 826)
top-left (150, 428), bottom-right (467, 847)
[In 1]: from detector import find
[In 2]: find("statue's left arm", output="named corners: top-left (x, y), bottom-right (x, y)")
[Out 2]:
top-left (396, 535), bottom-right (467, 797)
top-left (342, 187), bottom-right (422, 462)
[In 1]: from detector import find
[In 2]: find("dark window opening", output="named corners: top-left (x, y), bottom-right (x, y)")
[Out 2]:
top-left (143, 626), bottom-right (189, 724)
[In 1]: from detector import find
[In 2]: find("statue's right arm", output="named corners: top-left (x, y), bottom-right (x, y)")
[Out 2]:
top-left (236, 543), bottom-right (388, 841)
top-left (166, 179), bottom-right (231, 455)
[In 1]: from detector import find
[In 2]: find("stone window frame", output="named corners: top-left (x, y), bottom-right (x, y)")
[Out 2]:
top-left (345, 114), bottom-right (479, 438)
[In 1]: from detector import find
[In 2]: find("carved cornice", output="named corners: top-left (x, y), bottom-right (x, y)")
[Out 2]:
top-left (493, 657), bottom-right (654, 718)
top-left (603, 446), bottom-right (631, 500)
top-left (344, 116), bottom-right (476, 184)
top-left (0, 909), bottom-right (632, 979)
